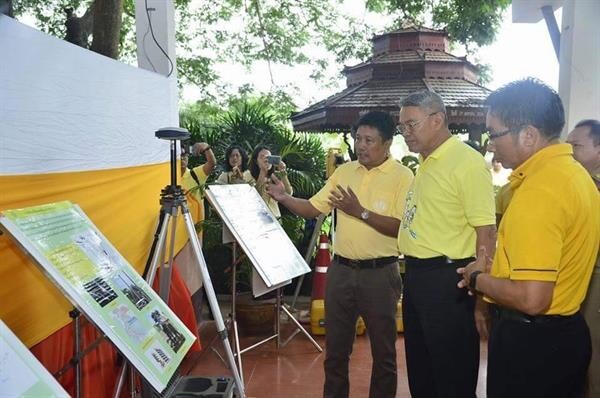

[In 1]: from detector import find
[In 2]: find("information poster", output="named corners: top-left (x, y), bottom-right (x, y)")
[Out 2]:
top-left (0, 320), bottom-right (69, 398)
top-left (206, 184), bottom-right (311, 294)
top-left (0, 202), bottom-right (195, 393)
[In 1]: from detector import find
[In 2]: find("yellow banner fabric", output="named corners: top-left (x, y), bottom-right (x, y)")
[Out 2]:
top-left (0, 162), bottom-right (191, 347)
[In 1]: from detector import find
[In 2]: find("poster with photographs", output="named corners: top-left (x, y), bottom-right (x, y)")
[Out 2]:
top-left (0, 202), bottom-right (196, 393)
top-left (206, 184), bottom-right (311, 295)
top-left (0, 320), bottom-right (69, 398)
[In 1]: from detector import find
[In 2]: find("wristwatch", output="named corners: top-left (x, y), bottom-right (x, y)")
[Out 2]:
top-left (469, 270), bottom-right (483, 293)
top-left (360, 208), bottom-right (370, 221)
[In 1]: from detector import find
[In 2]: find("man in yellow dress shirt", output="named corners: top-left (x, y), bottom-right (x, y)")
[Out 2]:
top-left (458, 79), bottom-right (600, 398)
top-left (397, 90), bottom-right (496, 398)
top-left (268, 111), bottom-right (413, 398)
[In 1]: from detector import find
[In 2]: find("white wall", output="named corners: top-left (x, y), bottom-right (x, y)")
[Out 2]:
top-left (558, 0), bottom-right (600, 133)
top-left (0, 15), bottom-right (179, 175)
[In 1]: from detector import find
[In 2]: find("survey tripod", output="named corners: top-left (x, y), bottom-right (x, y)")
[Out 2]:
top-left (138, 127), bottom-right (245, 397)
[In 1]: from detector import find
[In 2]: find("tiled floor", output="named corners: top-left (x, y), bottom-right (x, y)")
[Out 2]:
top-left (183, 316), bottom-right (488, 397)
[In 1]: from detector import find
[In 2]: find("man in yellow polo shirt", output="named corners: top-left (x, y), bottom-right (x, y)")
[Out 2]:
top-left (397, 90), bottom-right (496, 398)
top-left (458, 79), bottom-right (600, 398)
top-left (268, 111), bottom-right (413, 398)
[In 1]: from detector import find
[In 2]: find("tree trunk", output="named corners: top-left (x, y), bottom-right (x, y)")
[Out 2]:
top-left (1, 0), bottom-right (14, 17)
top-left (90, 0), bottom-right (123, 59)
top-left (65, 7), bottom-right (94, 49)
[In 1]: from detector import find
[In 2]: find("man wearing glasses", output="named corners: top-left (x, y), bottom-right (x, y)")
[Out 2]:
top-left (397, 90), bottom-right (496, 398)
top-left (457, 79), bottom-right (600, 397)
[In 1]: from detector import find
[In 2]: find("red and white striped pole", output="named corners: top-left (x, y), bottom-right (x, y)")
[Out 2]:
top-left (312, 234), bottom-right (331, 300)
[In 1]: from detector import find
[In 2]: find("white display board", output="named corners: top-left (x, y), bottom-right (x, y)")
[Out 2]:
top-left (0, 202), bottom-right (195, 393)
top-left (0, 320), bottom-right (69, 398)
top-left (205, 184), bottom-right (311, 296)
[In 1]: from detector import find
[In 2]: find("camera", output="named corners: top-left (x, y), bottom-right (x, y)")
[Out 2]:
top-left (266, 155), bottom-right (281, 165)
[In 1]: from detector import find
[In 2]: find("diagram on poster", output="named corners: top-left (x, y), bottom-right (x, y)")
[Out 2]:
top-left (0, 320), bottom-right (69, 398)
top-left (206, 184), bottom-right (311, 295)
top-left (0, 201), bottom-right (196, 393)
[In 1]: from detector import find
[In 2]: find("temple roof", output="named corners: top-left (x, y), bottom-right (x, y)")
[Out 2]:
top-left (344, 50), bottom-right (466, 71)
top-left (292, 25), bottom-right (490, 134)
top-left (292, 78), bottom-right (490, 132)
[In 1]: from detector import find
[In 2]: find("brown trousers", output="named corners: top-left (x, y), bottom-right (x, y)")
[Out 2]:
top-left (323, 259), bottom-right (402, 398)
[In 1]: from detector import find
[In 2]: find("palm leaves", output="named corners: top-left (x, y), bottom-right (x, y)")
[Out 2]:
top-left (181, 98), bottom-right (326, 198)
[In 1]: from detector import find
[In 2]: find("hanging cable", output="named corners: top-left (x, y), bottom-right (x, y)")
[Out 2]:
top-left (144, 0), bottom-right (174, 77)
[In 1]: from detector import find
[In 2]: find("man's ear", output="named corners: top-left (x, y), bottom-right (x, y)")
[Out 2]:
top-left (431, 112), bottom-right (445, 129)
top-left (519, 125), bottom-right (539, 148)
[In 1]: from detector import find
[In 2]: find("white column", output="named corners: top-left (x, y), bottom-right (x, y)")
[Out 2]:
top-left (558, 0), bottom-right (600, 135)
top-left (135, 0), bottom-right (177, 78)
top-left (135, 0), bottom-right (178, 126)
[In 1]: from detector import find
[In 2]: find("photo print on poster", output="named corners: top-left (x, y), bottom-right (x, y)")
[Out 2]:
top-left (112, 271), bottom-right (151, 310)
top-left (145, 340), bottom-right (172, 371)
top-left (83, 276), bottom-right (118, 307)
top-left (74, 230), bottom-right (120, 273)
top-left (149, 308), bottom-right (185, 353)
top-left (110, 304), bottom-right (149, 344)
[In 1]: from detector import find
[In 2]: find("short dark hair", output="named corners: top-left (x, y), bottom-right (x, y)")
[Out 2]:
top-left (485, 78), bottom-right (565, 139)
top-left (575, 119), bottom-right (600, 146)
top-left (223, 144), bottom-right (249, 172)
top-left (354, 111), bottom-right (396, 141)
top-left (249, 144), bottom-right (272, 180)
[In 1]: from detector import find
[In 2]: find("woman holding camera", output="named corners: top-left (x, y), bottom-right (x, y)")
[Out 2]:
top-left (216, 144), bottom-right (248, 184)
top-left (245, 145), bottom-right (292, 219)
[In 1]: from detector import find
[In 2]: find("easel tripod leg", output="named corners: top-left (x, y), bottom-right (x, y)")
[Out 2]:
top-left (181, 208), bottom-right (246, 398)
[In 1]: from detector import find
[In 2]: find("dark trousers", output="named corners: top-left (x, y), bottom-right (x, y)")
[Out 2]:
top-left (323, 259), bottom-right (402, 398)
top-left (403, 257), bottom-right (479, 398)
top-left (487, 308), bottom-right (591, 398)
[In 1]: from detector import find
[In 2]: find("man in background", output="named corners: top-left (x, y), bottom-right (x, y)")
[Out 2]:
top-left (458, 79), bottom-right (599, 398)
top-left (567, 119), bottom-right (600, 189)
top-left (397, 90), bottom-right (496, 398)
top-left (567, 119), bottom-right (600, 397)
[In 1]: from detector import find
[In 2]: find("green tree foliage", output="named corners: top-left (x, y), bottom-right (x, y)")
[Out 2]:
top-left (14, 0), bottom-right (508, 99)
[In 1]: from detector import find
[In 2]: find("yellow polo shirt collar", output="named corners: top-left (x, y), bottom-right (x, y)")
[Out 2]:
top-left (508, 143), bottom-right (573, 190)
top-left (354, 156), bottom-right (397, 173)
top-left (418, 134), bottom-right (455, 163)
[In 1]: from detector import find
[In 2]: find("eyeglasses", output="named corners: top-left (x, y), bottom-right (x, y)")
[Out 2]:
top-left (397, 112), bottom-right (439, 135)
top-left (488, 126), bottom-right (523, 140)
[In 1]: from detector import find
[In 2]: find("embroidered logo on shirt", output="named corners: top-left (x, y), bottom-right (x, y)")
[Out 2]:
top-left (401, 191), bottom-right (418, 239)
top-left (373, 198), bottom-right (388, 212)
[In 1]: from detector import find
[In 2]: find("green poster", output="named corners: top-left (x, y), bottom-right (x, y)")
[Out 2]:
top-left (0, 201), bottom-right (196, 393)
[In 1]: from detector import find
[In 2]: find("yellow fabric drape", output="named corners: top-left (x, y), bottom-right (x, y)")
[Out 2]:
top-left (0, 162), bottom-right (190, 347)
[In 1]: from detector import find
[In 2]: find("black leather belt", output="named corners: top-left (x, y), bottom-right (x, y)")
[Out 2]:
top-left (334, 255), bottom-right (398, 269)
top-left (405, 255), bottom-right (473, 265)
top-left (490, 304), bottom-right (576, 324)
